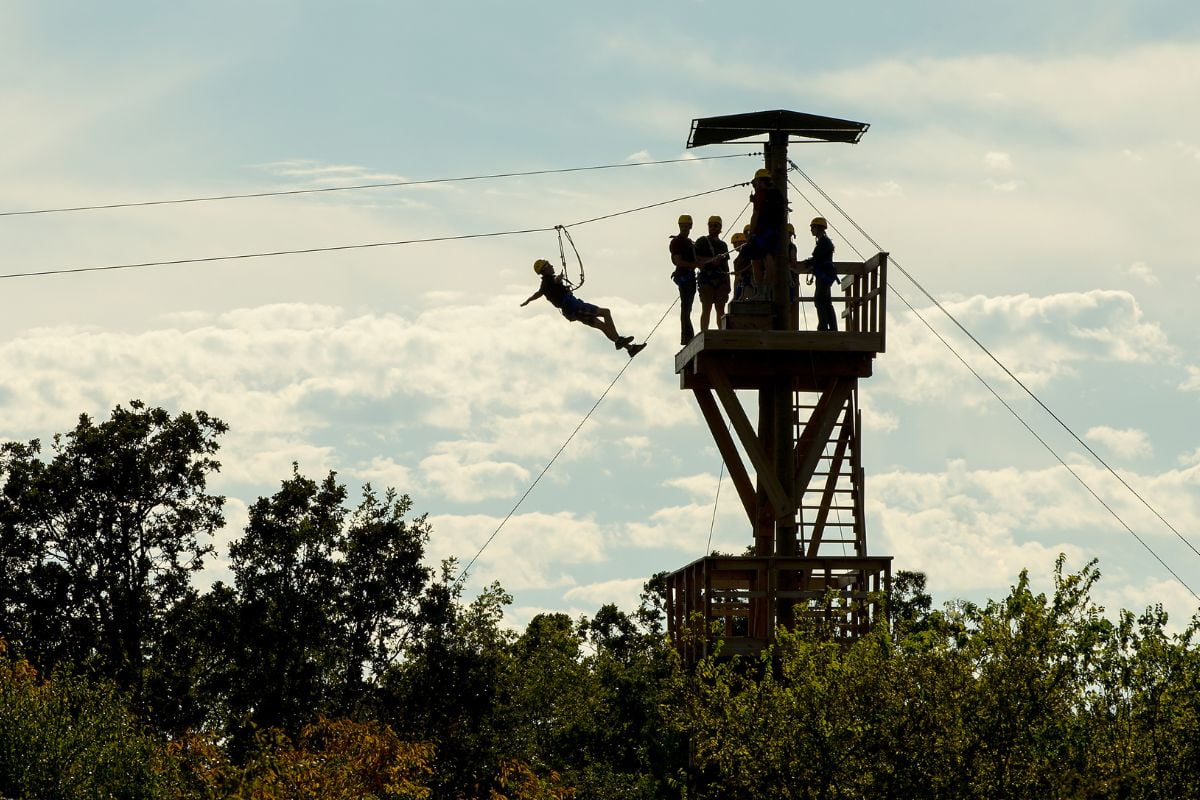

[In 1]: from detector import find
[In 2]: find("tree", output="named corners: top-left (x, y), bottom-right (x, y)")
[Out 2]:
top-left (0, 640), bottom-right (181, 800)
top-left (381, 568), bottom-right (516, 798)
top-left (219, 467), bottom-right (431, 741)
top-left (0, 401), bottom-right (226, 708)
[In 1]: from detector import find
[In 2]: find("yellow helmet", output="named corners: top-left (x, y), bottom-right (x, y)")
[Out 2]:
top-left (786, 223), bottom-right (795, 235)
top-left (754, 168), bottom-right (772, 181)
top-left (810, 217), bottom-right (828, 229)
top-left (678, 214), bottom-right (693, 225)
top-left (730, 232), bottom-right (748, 246)
top-left (743, 224), bottom-right (752, 235)
top-left (707, 215), bottom-right (722, 226)
top-left (533, 258), bottom-right (552, 274)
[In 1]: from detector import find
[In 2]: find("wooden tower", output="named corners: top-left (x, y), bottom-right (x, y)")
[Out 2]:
top-left (665, 111), bottom-right (892, 659)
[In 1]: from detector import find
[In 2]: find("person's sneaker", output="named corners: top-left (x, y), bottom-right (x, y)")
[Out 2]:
top-left (615, 335), bottom-right (633, 349)
top-left (627, 343), bottom-right (647, 358)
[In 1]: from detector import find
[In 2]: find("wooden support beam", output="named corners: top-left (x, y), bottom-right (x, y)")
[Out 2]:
top-left (794, 378), bottom-right (855, 492)
top-left (692, 385), bottom-right (757, 526)
top-left (703, 366), bottom-right (793, 519)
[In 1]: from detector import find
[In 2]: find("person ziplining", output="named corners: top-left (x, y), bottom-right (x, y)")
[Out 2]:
top-left (521, 259), bottom-right (646, 357)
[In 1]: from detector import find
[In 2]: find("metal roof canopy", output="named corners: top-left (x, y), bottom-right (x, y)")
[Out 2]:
top-left (687, 109), bottom-right (869, 148)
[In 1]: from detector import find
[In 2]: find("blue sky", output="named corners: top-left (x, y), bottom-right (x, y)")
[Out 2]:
top-left (3, 1), bottom-right (1200, 628)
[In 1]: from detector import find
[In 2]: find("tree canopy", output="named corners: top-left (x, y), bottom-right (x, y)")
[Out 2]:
top-left (2, 403), bottom-right (1199, 799)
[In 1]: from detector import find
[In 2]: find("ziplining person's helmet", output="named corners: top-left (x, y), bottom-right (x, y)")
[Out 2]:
top-left (754, 168), bottom-right (772, 181)
top-left (678, 214), bottom-right (693, 225)
top-left (533, 258), bottom-right (552, 274)
top-left (810, 217), bottom-right (828, 229)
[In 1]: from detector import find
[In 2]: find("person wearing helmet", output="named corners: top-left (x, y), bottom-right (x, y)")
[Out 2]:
top-left (799, 217), bottom-right (838, 331)
top-left (694, 215), bottom-right (731, 331)
top-left (669, 214), bottom-right (699, 345)
top-left (730, 231), bottom-right (752, 300)
top-left (522, 259), bottom-right (646, 357)
top-left (786, 222), bottom-right (801, 329)
top-left (733, 168), bottom-right (789, 299)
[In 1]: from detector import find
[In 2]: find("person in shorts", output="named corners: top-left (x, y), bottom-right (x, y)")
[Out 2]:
top-left (521, 259), bottom-right (645, 356)
top-left (694, 215), bottom-right (731, 331)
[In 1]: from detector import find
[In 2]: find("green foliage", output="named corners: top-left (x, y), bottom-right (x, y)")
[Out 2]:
top-left (676, 557), bottom-right (1200, 800)
top-left (0, 641), bottom-right (179, 800)
top-left (7, 404), bottom-right (1200, 799)
top-left (0, 401), bottom-right (226, 711)
top-left (215, 467), bottom-right (432, 744)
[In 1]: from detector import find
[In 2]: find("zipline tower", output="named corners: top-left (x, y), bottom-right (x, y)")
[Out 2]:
top-left (665, 110), bottom-right (892, 659)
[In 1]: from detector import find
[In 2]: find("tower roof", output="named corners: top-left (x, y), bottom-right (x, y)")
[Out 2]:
top-left (687, 109), bottom-right (869, 147)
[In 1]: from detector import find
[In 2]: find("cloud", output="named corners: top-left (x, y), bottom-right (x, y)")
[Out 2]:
top-left (428, 511), bottom-right (609, 592)
top-left (871, 458), bottom-right (1200, 608)
top-left (1085, 426), bottom-right (1152, 459)
top-left (985, 178), bottom-right (1021, 192)
top-left (1181, 366), bottom-right (1200, 392)
top-left (419, 442), bottom-right (530, 503)
top-left (563, 577), bottom-right (647, 611)
top-left (1122, 261), bottom-right (1159, 286)
top-left (983, 152), bottom-right (1012, 170)
top-left (878, 290), bottom-right (1177, 409)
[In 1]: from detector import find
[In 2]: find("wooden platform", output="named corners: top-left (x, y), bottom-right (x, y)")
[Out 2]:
top-left (676, 329), bottom-right (881, 391)
top-left (666, 554), bottom-right (892, 660)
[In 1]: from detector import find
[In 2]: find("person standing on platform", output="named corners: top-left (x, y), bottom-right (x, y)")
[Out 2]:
top-left (733, 168), bottom-right (788, 299)
top-left (694, 215), bottom-right (731, 331)
top-left (800, 217), bottom-right (838, 332)
top-left (730, 231), bottom-right (752, 300)
top-left (522, 259), bottom-right (646, 356)
top-left (669, 214), bottom-right (699, 345)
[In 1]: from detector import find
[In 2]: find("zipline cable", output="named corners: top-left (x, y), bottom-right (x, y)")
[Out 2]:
top-left (0, 152), bottom-right (760, 218)
top-left (893, 282), bottom-right (1200, 603)
top-left (788, 162), bottom-right (1200, 565)
top-left (455, 293), bottom-right (682, 588)
top-left (0, 182), bottom-right (746, 282)
top-left (787, 173), bottom-right (1200, 601)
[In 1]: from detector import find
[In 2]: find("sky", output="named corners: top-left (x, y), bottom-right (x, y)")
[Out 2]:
top-left (3, 0), bottom-right (1199, 630)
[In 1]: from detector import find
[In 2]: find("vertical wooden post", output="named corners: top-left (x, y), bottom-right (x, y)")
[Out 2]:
top-left (766, 133), bottom-right (799, 632)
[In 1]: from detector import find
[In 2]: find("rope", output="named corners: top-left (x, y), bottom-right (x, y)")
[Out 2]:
top-left (453, 292), bottom-right (682, 588)
top-left (555, 225), bottom-right (584, 291)
top-left (0, 183), bottom-right (748, 282)
top-left (706, 444), bottom-right (727, 557)
top-left (788, 160), bottom-right (1200, 565)
top-left (0, 152), bottom-right (760, 218)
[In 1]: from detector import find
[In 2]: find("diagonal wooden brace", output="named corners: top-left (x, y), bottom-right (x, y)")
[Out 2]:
top-left (692, 385), bottom-right (757, 525)
top-left (703, 366), bottom-right (793, 520)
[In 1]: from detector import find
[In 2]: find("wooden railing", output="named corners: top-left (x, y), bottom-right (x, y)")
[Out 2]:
top-left (839, 252), bottom-right (887, 348)
top-left (794, 252), bottom-right (888, 350)
top-left (665, 554), bottom-right (892, 661)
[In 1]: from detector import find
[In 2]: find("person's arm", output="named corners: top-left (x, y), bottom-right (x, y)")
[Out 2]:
top-left (520, 289), bottom-right (543, 307)
top-left (671, 250), bottom-right (698, 270)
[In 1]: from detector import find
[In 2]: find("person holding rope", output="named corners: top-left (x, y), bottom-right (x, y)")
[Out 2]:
top-left (521, 259), bottom-right (646, 357)
top-left (799, 217), bottom-right (838, 332)
top-left (694, 214), bottom-right (731, 331)
top-left (669, 214), bottom-right (699, 345)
